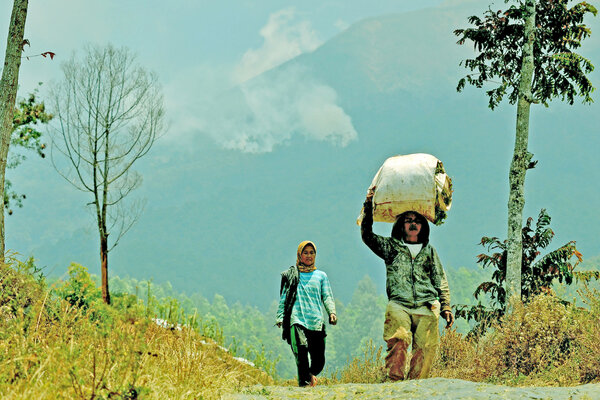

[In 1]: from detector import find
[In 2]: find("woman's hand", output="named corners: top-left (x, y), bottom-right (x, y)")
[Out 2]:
top-left (329, 314), bottom-right (337, 325)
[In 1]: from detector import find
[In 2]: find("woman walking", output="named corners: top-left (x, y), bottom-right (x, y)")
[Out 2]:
top-left (276, 241), bottom-right (337, 387)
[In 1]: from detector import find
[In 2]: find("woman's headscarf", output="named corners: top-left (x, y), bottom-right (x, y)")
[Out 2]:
top-left (296, 240), bottom-right (317, 273)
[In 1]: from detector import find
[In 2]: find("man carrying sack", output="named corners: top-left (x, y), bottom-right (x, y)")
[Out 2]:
top-left (361, 187), bottom-right (454, 381)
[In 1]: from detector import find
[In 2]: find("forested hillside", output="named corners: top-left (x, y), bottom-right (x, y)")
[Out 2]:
top-left (5, 0), bottom-right (600, 311)
top-left (108, 253), bottom-right (599, 379)
top-left (106, 265), bottom-right (505, 378)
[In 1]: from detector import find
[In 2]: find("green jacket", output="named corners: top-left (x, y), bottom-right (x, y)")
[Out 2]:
top-left (279, 265), bottom-right (299, 344)
top-left (361, 204), bottom-right (451, 313)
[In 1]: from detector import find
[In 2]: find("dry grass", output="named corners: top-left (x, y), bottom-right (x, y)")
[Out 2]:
top-left (431, 288), bottom-right (600, 386)
top-left (328, 288), bottom-right (600, 387)
top-left (0, 261), bottom-right (274, 400)
top-left (432, 328), bottom-right (480, 380)
top-left (2, 257), bottom-right (598, 397)
top-left (329, 339), bottom-right (386, 384)
top-left (569, 285), bottom-right (600, 384)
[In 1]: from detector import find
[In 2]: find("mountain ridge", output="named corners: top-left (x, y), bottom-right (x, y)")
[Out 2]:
top-left (6, 0), bottom-right (599, 310)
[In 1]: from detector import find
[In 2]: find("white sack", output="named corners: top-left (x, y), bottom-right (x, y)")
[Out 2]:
top-left (357, 153), bottom-right (453, 225)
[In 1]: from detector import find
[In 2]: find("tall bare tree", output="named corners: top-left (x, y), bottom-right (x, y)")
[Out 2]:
top-left (455, 0), bottom-right (596, 311)
top-left (51, 44), bottom-right (165, 304)
top-left (0, 0), bottom-right (28, 261)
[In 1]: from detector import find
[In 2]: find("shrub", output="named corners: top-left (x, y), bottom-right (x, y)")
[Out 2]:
top-left (54, 263), bottom-right (102, 310)
top-left (433, 290), bottom-right (600, 386)
top-left (0, 255), bottom-right (45, 320)
top-left (477, 294), bottom-right (577, 380)
top-left (432, 329), bottom-right (479, 380)
top-left (455, 209), bottom-right (583, 337)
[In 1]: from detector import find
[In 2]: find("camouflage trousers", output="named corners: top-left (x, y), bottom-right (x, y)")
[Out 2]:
top-left (383, 300), bottom-right (440, 380)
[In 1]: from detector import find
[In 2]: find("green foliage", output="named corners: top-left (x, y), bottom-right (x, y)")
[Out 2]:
top-left (7, 254), bottom-right (596, 391)
top-left (0, 254), bottom-right (46, 326)
top-left (55, 263), bottom-right (103, 310)
top-left (4, 180), bottom-right (25, 216)
top-left (52, 263), bottom-right (126, 332)
top-left (11, 87), bottom-right (52, 157)
top-left (455, 0), bottom-right (597, 109)
top-left (5, 86), bottom-right (53, 214)
top-left (199, 296), bottom-right (283, 377)
top-left (455, 209), bottom-right (584, 335)
top-left (102, 265), bottom-right (600, 383)
top-left (573, 269), bottom-right (600, 283)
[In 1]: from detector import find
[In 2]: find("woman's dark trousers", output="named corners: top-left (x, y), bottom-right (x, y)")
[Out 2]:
top-left (289, 324), bottom-right (326, 387)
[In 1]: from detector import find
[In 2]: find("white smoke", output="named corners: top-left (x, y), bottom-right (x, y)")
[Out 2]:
top-left (334, 19), bottom-right (350, 32)
top-left (164, 9), bottom-right (358, 153)
top-left (232, 8), bottom-right (322, 85)
top-left (208, 66), bottom-right (357, 153)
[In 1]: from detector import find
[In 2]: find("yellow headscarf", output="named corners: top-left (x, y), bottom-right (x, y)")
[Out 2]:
top-left (296, 240), bottom-right (317, 273)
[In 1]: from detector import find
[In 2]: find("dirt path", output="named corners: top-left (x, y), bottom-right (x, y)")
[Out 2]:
top-left (224, 377), bottom-right (600, 399)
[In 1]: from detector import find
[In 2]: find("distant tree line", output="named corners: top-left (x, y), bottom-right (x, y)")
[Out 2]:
top-left (106, 267), bottom-right (491, 379)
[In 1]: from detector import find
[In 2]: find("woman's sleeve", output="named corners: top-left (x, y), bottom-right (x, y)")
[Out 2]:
top-left (321, 274), bottom-right (336, 316)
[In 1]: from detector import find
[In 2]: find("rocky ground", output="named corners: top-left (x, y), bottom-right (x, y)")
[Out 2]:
top-left (224, 377), bottom-right (600, 399)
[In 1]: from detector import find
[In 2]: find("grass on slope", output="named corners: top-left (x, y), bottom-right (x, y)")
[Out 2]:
top-left (0, 257), bottom-right (273, 400)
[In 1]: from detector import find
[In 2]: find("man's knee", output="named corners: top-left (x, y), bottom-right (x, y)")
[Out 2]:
top-left (384, 325), bottom-right (412, 346)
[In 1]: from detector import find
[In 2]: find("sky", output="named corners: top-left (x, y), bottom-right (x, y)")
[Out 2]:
top-left (1, 0), bottom-right (442, 150)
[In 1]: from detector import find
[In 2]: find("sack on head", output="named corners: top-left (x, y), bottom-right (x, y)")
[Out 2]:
top-left (357, 153), bottom-right (453, 226)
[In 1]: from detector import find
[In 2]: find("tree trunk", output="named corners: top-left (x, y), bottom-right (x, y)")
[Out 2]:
top-left (100, 231), bottom-right (110, 304)
top-left (100, 125), bottom-right (110, 304)
top-left (506, 0), bottom-right (536, 313)
top-left (0, 0), bottom-right (28, 262)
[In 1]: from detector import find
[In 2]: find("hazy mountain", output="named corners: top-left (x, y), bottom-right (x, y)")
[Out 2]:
top-left (7, 0), bottom-right (599, 310)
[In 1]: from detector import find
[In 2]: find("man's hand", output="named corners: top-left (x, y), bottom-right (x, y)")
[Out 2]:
top-left (441, 311), bottom-right (454, 329)
top-left (329, 313), bottom-right (337, 325)
top-left (275, 321), bottom-right (282, 328)
top-left (365, 186), bottom-right (376, 204)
